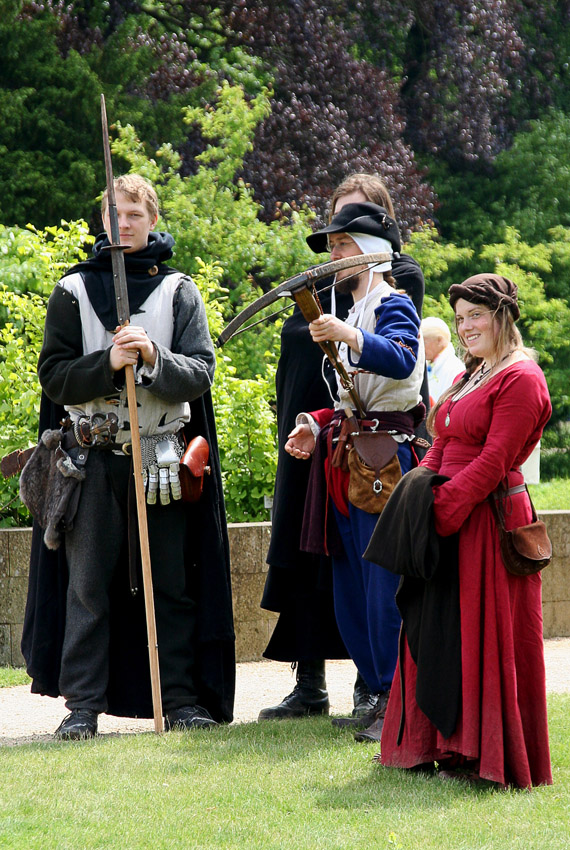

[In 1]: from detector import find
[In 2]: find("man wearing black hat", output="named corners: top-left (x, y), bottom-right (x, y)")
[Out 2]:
top-left (285, 203), bottom-right (425, 742)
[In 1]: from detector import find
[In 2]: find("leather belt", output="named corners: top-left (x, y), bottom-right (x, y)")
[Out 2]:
top-left (492, 484), bottom-right (526, 499)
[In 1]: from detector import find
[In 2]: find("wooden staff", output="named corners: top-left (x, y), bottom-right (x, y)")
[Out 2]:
top-left (101, 94), bottom-right (163, 733)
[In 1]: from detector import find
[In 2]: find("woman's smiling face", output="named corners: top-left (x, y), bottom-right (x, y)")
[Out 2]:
top-left (454, 298), bottom-right (499, 360)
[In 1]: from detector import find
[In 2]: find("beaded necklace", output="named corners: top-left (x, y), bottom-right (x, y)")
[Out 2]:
top-left (444, 351), bottom-right (514, 427)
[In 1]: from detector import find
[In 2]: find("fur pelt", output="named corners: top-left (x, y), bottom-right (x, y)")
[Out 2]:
top-left (19, 428), bottom-right (86, 550)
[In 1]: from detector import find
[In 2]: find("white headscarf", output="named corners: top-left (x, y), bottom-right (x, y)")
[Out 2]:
top-left (330, 232), bottom-right (393, 318)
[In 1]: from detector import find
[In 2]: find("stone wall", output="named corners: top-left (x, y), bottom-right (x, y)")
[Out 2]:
top-left (0, 529), bottom-right (34, 668)
top-left (1, 512), bottom-right (568, 667)
top-left (228, 522), bottom-right (277, 663)
top-left (540, 511), bottom-right (570, 639)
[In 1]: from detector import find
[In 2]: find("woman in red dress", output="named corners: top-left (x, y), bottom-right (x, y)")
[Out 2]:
top-left (379, 273), bottom-right (553, 788)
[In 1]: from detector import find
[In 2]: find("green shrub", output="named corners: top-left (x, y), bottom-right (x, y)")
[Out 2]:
top-left (541, 423), bottom-right (570, 481)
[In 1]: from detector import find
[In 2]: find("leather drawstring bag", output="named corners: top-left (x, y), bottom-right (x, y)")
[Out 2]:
top-left (489, 483), bottom-right (552, 576)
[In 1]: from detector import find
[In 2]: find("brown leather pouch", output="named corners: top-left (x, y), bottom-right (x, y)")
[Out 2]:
top-left (347, 432), bottom-right (401, 514)
top-left (330, 414), bottom-right (359, 472)
top-left (352, 431), bottom-right (399, 471)
top-left (489, 485), bottom-right (552, 576)
top-left (179, 436), bottom-right (211, 502)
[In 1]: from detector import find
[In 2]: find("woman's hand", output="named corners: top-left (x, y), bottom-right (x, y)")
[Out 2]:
top-left (285, 424), bottom-right (316, 460)
top-left (309, 313), bottom-right (360, 352)
top-left (110, 325), bottom-right (157, 372)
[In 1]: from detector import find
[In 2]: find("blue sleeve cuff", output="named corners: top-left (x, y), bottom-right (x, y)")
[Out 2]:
top-left (350, 293), bottom-right (420, 379)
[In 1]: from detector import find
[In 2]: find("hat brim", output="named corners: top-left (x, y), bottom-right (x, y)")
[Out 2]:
top-left (306, 204), bottom-right (401, 254)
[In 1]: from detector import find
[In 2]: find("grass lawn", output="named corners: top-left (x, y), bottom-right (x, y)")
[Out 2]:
top-left (529, 478), bottom-right (570, 510)
top-left (0, 694), bottom-right (568, 850)
top-left (0, 667), bottom-right (30, 687)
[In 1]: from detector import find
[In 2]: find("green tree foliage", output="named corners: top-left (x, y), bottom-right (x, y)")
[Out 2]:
top-left (508, 0), bottom-right (570, 119)
top-left (0, 1), bottom-right (260, 228)
top-left (406, 225), bottom-right (474, 305)
top-left (190, 259), bottom-right (278, 522)
top-left (0, 6), bottom-right (102, 226)
top-left (0, 220), bottom-right (94, 296)
top-left (434, 111), bottom-right (570, 248)
top-left (110, 83), bottom-right (316, 377)
top-left (486, 111), bottom-right (570, 245)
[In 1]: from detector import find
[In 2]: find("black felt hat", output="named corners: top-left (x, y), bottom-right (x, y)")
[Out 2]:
top-left (306, 202), bottom-right (401, 254)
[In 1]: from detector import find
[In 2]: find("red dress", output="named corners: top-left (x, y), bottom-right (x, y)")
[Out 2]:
top-left (380, 360), bottom-right (553, 788)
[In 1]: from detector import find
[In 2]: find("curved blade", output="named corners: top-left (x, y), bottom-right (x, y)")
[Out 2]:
top-left (216, 252), bottom-right (390, 348)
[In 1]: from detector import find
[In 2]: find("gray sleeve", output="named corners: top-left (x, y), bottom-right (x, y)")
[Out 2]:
top-left (139, 276), bottom-right (216, 404)
top-left (38, 285), bottom-right (119, 405)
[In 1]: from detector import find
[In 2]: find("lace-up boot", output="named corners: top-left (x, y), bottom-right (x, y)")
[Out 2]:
top-left (354, 689), bottom-right (391, 742)
top-left (258, 660), bottom-right (329, 720)
top-left (54, 709), bottom-right (98, 740)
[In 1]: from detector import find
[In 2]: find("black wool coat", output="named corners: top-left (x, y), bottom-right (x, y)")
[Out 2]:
top-left (364, 465), bottom-right (460, 739)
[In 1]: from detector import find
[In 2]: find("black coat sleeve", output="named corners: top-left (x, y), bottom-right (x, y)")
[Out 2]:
top-left (38, 286), bottom-right (118, 405)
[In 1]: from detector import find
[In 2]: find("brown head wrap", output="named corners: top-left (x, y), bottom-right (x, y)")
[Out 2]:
top-left (448, 273), bottom-right (520, 321)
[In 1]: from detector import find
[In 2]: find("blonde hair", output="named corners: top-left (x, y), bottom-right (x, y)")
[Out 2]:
top-left (101, 174), bottom-right (159, 221)
top-left (329, 173), bottom-right (395, 221)
top-left (426, 304), bottom-right (526, 437)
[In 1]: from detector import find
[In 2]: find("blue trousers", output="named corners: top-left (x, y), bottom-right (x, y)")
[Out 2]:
top-left (332, 443), bottom-right (412, 695)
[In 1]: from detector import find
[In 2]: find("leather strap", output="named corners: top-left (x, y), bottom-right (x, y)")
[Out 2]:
top-left (489, 482), bottom-right (538, 529)
top-left (492, 483), bottom-right (527, 499)
top-left (0, 446), bottom-right (35, 479)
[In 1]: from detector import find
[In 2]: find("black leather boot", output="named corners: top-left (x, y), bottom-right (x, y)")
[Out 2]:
top-left (354, 689), bottom-right (391, 742)
top-left (353, 671), bottom-right (378, 717)
top-left (258, 660), bottom-right (330, 720)
top-left (331, 672), bottom-right (380, 729)
top-left (54, 709), bottom-right (98, 740)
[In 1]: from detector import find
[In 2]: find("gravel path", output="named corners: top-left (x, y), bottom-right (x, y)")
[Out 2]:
top-left (1, 637), bottom-right (569, 746)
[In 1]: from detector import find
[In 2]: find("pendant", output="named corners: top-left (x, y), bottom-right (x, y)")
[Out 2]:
top-left (445, 412), bottom-right (451, 427)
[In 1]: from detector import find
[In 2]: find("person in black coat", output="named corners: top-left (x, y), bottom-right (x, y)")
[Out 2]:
top-left (259, 174), bottom-right (428, 727)
top-left (21, 175), bottom-right (234, 739)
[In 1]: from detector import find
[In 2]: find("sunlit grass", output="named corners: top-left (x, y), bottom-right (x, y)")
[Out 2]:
top-left (0, 667), bottom-right (30, 688)
top-left (0, 695), bottom-right (568, 850)
top-left (530, 478), bottom-right (570, 510)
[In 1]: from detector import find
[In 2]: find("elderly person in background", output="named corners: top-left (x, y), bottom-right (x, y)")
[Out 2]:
top-left (421, 316), bottom-right (464, 404)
